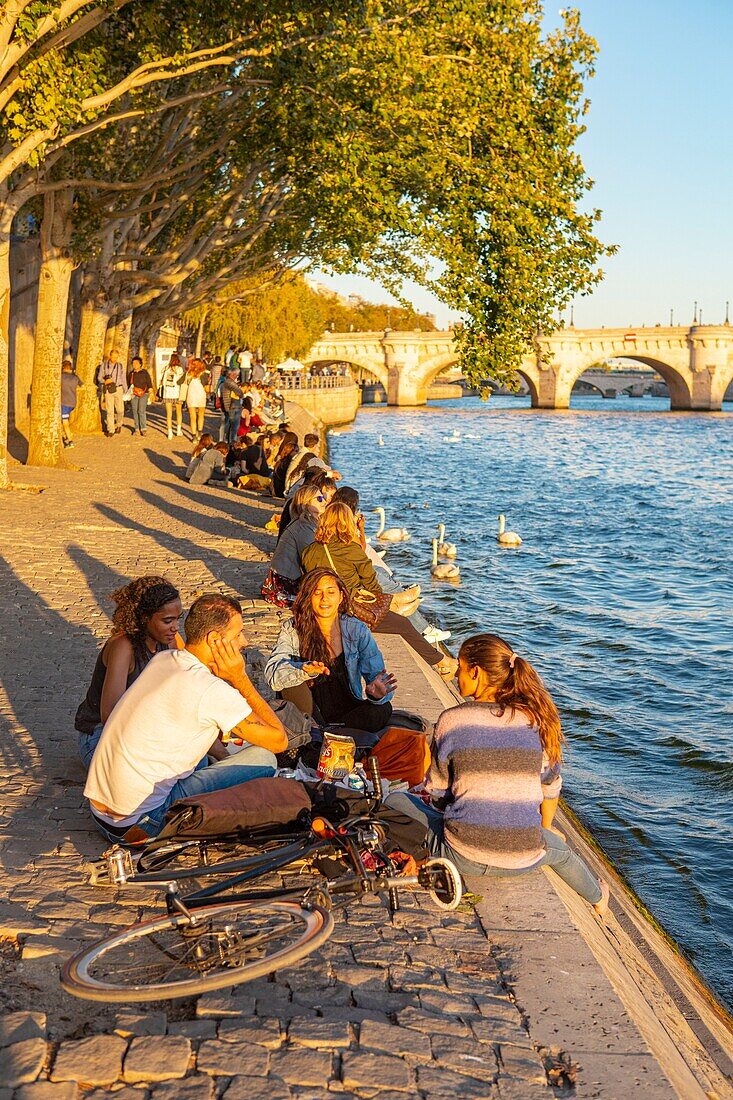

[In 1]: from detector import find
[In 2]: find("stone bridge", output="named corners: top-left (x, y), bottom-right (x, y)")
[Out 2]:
top-left (306, 326), bottom-right (733, 410)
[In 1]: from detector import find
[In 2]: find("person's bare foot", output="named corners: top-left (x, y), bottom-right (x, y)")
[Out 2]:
top-left (593, 878), bottom-right (610, 919)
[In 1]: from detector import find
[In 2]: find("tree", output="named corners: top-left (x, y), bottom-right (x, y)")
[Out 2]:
top-left (2, 1), bottom-right (609, 483)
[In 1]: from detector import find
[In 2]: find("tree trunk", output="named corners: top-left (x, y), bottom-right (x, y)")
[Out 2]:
top-left (0, 203), bottom-right (14, 489)
top-left (195, 309), bottom-right (207, 357)
top-left (27, 189), bottom-right (75, 468)
top-left (105, 311), bottom-right (133, 369)
top-left (72, 268), bottom-right (112, 434)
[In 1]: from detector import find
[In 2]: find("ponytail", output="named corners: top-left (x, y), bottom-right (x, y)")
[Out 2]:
top-left (459, 633), bottom-right (564, 765)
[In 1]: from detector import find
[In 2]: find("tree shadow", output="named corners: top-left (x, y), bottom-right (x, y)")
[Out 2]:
top-left (160, 478), bottom-right (275, 532)
top-left (8, 425), bottom-right (29, 463)
top-left (142, 446), bottom-right (189, 478)
top-left (64, 544), bottom-right (134, 614)
top-left (94, 501), bottom-right (267, 599)
top-left (0, 555), bottom-right (99, 869)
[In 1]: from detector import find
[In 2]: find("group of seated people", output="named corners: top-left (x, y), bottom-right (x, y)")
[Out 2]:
top-left (76, 564), bottom-right (609, 914)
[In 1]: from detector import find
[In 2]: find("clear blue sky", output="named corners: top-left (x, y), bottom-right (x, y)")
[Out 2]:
top-left (315, 0), bottom-right (733, 329)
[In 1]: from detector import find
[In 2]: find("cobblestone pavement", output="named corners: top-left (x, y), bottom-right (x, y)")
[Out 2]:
top-left (0, 420), bottom-right (552, 1099)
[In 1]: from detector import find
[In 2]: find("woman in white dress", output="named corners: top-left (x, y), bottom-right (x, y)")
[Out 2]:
top-left (185, 358), bottom-right (208, 439)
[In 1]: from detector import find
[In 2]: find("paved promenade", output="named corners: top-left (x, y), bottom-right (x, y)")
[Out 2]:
top-left (0, 416), bottom-right (729, 1098)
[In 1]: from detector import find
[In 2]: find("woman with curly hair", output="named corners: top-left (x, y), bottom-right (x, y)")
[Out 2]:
top-left (75, 577), bottom-right (183, 767)
top-left (264, 569), bottom-right (396, 732)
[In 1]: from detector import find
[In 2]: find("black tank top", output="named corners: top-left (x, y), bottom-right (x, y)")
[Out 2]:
top-left (74, 638), bottom-right (166, 734)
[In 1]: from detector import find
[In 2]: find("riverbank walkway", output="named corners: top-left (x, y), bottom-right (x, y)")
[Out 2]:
top-left (0, 416), bottom-right (731, 1098)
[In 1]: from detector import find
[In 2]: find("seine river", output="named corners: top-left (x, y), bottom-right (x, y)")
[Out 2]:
top-left (327, 394), bottom-right (733, 1010)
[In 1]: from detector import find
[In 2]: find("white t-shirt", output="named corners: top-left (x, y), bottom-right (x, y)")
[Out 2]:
top-left (84, 650), bottom-right (251, 825)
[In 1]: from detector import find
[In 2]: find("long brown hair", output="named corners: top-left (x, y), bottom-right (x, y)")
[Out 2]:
top-left (192, 433), bottom-right (214, 458)
top-left (274, 431), bottom-right (298, 470)
top-left (459, 633), bottom-right (564, 765)
top-left (292, 568), bottom-right (351, 667)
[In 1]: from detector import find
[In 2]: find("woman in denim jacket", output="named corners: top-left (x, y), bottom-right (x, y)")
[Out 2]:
top-left (264, 569), bottom-right (396, 733)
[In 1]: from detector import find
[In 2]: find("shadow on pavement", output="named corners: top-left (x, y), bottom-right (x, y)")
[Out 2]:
top-left (65, 544), bottom-right (135, 613)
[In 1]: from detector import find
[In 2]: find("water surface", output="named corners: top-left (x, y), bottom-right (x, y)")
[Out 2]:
top-left (328, 395), bottom-right (733, 1009)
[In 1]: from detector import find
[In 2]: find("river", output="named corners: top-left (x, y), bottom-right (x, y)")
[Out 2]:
top-left (327, 394), bottom-right (733, 1011)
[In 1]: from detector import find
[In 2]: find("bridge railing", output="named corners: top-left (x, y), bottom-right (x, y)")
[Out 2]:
top-left (273, 372), bottom-right (354, 390)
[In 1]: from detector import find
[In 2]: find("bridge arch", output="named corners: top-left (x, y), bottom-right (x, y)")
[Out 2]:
top-left (560, 354), bottom-right (693, 409)
top-left (304, 355), bottom-right (389, 393)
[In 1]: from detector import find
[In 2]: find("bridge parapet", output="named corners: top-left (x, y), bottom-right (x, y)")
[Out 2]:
top-left (306, 326), bottom-right (733, 411)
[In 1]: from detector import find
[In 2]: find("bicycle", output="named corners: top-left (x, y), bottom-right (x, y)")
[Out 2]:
top-left (61, 760), bottom-right (462, 1003)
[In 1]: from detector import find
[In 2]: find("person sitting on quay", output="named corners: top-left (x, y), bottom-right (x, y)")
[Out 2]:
top-left (185, 433), bottom-right (215, 479)
top-left (270, 431), bottom-right (300, 498)
top-left (188, 441), bottom-right (230, 486)
top-left (232, 432), bottom-right (272, 492)
top-left (284, 432), bottom-right (341, 495)
top-left (301, 502), bottom-right (456, 676)
top-left (75, 577), bottom-right (184, 768)
top-left (84, 593), bottom-right (287, 844)
top-left (261, 483), bottom-right (333, 607)
top-left (60, 359), bottom-right (83, 449)
top-left (265, 569), bottom-right (396, 734)
top-left (276, 471), bottom-right (337, 542)
top-left (385, 632), bottom-right (609, 915)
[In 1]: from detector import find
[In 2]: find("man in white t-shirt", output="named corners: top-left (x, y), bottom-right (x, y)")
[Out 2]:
top-left (85, 593), bottom-right (287, 843)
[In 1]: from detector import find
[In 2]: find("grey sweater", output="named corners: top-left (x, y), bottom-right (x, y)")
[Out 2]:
top-left (270, 514), bottom-right (317, 580)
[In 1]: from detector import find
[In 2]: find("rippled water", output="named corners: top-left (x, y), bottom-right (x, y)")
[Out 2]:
top-left (328, 394), bottom-right (733, 1009)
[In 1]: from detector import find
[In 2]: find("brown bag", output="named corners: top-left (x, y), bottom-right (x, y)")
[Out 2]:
top-left (158, 777), bottom-right (312, 840)
top-left (367, 728), bottom-right (432, 789)
top-left (322, 545), bottom-right (392, 627)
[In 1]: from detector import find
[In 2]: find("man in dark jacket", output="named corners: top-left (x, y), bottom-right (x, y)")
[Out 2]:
top-left (220, 367), bottom-right (245, 444)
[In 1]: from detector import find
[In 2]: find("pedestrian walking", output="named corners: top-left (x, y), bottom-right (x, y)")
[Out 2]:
top-left (185, 358), bottom-right (208, 439)
top-left (220, 366), bottom-right (245, 444)
top-left (160, 353), bottom-right (186, 439)
top-left (96, 347), bottom-right (126, 436)
top-left (128, 356), bottom-right (154, 436)
top-left (60, 360), bottom-right (83, 448)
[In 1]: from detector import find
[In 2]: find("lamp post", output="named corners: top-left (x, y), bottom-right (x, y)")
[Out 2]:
top-left (726, 301), bottom-right (730, 325)
top-left (669, 308), bottom-right (674, 326)
top-left (693, 300), bottom-right (698, 324)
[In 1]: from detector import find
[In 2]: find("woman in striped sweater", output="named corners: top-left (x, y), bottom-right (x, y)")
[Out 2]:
top-left (387, 633), bottom-right (609, 916)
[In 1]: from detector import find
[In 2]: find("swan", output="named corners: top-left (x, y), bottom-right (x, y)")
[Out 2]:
top-left (497, 514), bottom-right (522, 546)
top-left (373, 507), bottom-right (409, 542)
top-left (431, 539), bottom-right (460, 579)
top-left (377, 434), bottom-right (385, 446)
top-left (437, 523), bottom-right (457, 558)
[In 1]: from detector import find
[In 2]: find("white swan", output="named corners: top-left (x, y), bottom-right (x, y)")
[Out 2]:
top-left (377, 434), bottom-right (385, 446)
top-left (497, 514), bottom-right (522, 546)
top-left (373, 506), bottom-right (409, 542)
top-left (437, 523), bottom-right (457, 558)
top-left (431, 539), bottom-right (460, 579)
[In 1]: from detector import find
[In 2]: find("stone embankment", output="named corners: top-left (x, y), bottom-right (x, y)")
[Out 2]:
top-left (0, 404), bottom-right (731, 1098)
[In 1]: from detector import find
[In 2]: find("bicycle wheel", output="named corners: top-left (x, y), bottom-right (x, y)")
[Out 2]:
top-left (419, 858), bottom-right (463, 910)
top-left (61, 900), bottom-right (333, 1002)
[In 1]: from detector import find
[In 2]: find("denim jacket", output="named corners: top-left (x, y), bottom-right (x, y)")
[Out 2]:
top-left (264, 614), bottom-right (394, 705)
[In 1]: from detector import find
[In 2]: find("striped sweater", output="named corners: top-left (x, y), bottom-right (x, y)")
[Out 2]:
top-left (429, 701), bottom-right (547, 870)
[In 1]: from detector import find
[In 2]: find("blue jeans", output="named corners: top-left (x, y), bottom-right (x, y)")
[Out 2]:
top-left (79, 723), bottom-right (104, 769)
top-left (385, 792), bottom-right (602, 904)
top-left (90, 746), bottom-right (277, 844)
top-left (130, 393), bottom-right (149, 431)
top-left (223, 404), bottom-right (241, 444)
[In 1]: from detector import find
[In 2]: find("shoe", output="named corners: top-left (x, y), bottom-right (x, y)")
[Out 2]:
top-left (167, 429), bottom-right (173, 440)
top-left (176, 426), bottom-right (182, 436)
top-left (66, 441), bottom-right (75, 448)
top-left (435, 657), bottom-right (459, 680)
top-left (424, 627), bottom-right (451, 643)
top-left (140, 430), bottom-right (146, 436)
top-left (131, 429), bottom-right (136, 436)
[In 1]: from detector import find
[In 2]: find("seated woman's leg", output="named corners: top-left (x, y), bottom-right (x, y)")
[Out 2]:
top-left (282, 683), bottom-right (314, 716)
top-left (78, 722), bottom-right (104, 769)
top-left (373, 611), bottom-right (443, 666)
top-left (537, 828), bottom-right (603, 904)
top-left (213, 745), bottom-right (278, 769)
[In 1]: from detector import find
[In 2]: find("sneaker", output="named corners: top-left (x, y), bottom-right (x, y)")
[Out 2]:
top-left (167, 429), bottom-right (173, 440)
top-left (66, 440), bottom-right (75, 448)
top-left (424, 627), bottom-right (451, 643)
top-left (176, 426), bottom-right (182, 436)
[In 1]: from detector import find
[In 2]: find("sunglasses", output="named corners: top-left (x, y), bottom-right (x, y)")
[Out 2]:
top-left (316, 494), bottom-right (326, 502)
